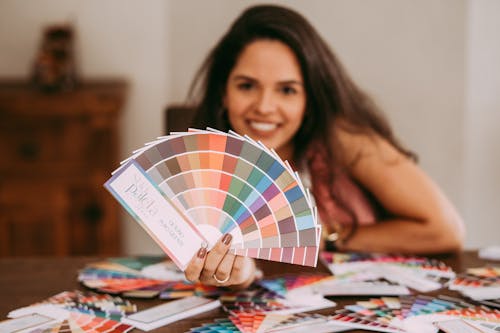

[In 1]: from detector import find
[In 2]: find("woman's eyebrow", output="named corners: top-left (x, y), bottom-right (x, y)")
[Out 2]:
top-left (231, 74), bottom-right (257, 82)
top-left (277, 80), bottom-right (303, 86)
top-left (232, 75), bottom-right (303, 86)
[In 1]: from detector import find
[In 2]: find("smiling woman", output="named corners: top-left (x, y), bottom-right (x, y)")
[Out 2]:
top-left (182, 4), bottom-right (465, 289)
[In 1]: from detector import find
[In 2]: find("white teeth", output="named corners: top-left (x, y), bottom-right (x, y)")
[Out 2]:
top-left (249, 121), bottom-right (277, 132)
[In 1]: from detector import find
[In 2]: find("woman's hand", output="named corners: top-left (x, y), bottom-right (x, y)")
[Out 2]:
top-left (184, 233), bottom-right (256, 289)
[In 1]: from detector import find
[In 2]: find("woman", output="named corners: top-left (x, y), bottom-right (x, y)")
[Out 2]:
top-left (183, 4), bottom-right (465, 288)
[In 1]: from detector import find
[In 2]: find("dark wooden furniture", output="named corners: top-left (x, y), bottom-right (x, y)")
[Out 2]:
top-left (164, 105), bottom-right (196, 134)
top-left (0, 251), bottom-right (494, 332)
top-left (0, 80), bottom-right (127, 257)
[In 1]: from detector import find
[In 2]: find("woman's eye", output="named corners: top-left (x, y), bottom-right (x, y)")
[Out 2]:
top-left (237, 82), bottom-right (254, 91)
top-left (280, 86), bottom-right (297, 95)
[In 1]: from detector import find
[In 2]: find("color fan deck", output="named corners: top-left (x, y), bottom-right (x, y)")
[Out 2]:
top-left (105, 129), bottom-right (321, 270)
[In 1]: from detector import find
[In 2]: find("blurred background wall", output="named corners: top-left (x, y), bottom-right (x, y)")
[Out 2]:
top-left (0, 0), bottom-right (498, 255)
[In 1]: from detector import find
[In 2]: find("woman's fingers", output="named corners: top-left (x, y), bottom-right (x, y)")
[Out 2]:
top-left (213, 251), bottom-right (236, 284)
top-left (184, 246), bottom-right (207, 282)
top-left (232, 255), bottom-right (256, 286)
top-left (186, 234), bottom-right (257, 287)
top-left (200, 233), bottom-right (232, 283)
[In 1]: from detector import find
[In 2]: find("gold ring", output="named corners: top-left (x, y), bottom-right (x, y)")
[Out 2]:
top-left (213, 273), bottom-right (230, 284)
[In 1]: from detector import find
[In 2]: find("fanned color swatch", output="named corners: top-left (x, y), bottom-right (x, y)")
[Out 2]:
top-left (105, 129), bottom-right (320, 270)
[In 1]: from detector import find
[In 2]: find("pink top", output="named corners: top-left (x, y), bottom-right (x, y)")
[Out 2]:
top-left (305, 142), bottom-right (379, 228)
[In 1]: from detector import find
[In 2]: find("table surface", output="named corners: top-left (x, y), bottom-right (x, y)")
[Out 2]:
top-left (0, 251), bottom-right (494, 332)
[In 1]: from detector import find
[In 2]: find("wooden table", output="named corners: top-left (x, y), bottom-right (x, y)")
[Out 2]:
top-left (0, 251), bottom-right (494, 332)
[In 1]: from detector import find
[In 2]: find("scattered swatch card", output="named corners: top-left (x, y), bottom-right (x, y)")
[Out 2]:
top-left (329, 308), bottom-right (405, 333)
top-left (0, 313), bottom-right (58, 333)
top-left (320, 251), bottom-right (454, 292)
top-left (8, 290), bottom-right (137, 323)
top-left (8, 303), bottom-right (133, 333)
top-left (220, 288), bottom-right (335, 315)
top-left (257, 273), bottom-right (331, 297)
top-left (260, 313), bottom-right (348, 333)
top-left (187, 317), bottom-right (240, 332)
top-left (439, 305), bottom-right (500, 323)
top-left (449, 267), bottom-right (500, 290)
top-left (189, 313), bottom-right (348, 333)
top-left (449, 267), bottom-right (500, 301)
top-left (312, 280), bottom-right (411, 296)
top-left (121, 296), bottom-right (221, 331)
top-left (30, 311), bottom-right (134, 333)
top-left (434, 318), bottom-right (491, 333)
top-left (321, 252), bottom-right (455, 278)
top-left (79, 257), bottom-right (223, 299)
top-left (105, 129), bottom-right (321, 271)
top-left (328, 294), bottom-right (500, 333)
top-left (465, 319), bottom-right (500, 332)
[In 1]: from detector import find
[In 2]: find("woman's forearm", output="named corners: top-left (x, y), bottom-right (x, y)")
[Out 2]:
top-left (340, 217), bottom-right (465, 255)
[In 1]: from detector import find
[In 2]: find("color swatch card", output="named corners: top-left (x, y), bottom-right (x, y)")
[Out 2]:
top-left (78, 258), bottom-right (224, 299)
top-left (9, 298), bottom-right (134, 333)
top-left (28, 311), bottom-right (134, 333)
top-left (404, 306), bottom-right (500, 333)
top-left (188, 318), bottom-right (241, 332)
top-left (0, 313), bottom-right (59, 333)
top-left (329, 309), bottom-right (406, 333)
top-left (327, 294), bottom-right (498, 333)
top-left (321, 252), bottom-right (455, 278)
top-left (434, 318), bottom-right (498, 333)
top-left (191, 313), bottom-right (349, 333)
top-left (229, 312), bottom-right (349, 333)
top-left (257, 273), bottom-right (332, 297)
top-left (320, 252), bottom-right (454, 292)
top-left (219, 288), bottom-right (335, 315)
top-left (121, 296), bottom-right (221, 331)
top-left (312, 281), bottom-right (411, 296)
top-left (9, 290), bottom-right (137, 321)
top-left (450, 267), bottom-right (500, 290)
top-left (105, 129), bottom-right (321, 270)
top-left (449, 267), bottom-right (500, 301)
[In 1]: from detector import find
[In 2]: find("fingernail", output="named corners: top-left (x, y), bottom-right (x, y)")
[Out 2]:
top-left (222, 233), bottom-right (232, 245)
top-left (197, 247), bottom-right (207, 259)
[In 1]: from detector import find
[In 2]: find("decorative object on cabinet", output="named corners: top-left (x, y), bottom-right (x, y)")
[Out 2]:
top-left (0, 79), bottom-right (127, 257)
top-left (31, 24), bottom-right (78, 93)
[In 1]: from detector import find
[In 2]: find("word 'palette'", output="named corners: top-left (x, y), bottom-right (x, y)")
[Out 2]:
top-left (106, 129), bottom-right (320, 270)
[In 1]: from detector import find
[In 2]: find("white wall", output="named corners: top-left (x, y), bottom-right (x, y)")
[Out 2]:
top-left (465, 0), bottom-right (500, 247)
top-left (0, 0), bottom-right (498, 254)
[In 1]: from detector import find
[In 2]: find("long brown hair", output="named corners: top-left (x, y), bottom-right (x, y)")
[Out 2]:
top-left (188, 4), bottom-right (416, 166)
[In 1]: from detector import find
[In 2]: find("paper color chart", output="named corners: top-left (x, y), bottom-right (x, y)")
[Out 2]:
top-left (106, 129), bottom-right (320, 268)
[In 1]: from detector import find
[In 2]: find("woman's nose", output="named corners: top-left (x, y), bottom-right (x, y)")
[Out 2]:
top-left (255, 90), bottom-right (277, 114)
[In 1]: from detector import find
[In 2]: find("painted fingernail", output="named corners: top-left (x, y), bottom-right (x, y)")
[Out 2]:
top-left (197, 247), bottom-right (207, 259)
top-left (222, 233), bottom-right (232, 245)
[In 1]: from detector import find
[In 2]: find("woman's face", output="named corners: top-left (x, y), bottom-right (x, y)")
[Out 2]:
top-left (224, 39), bottom-right (306, 161)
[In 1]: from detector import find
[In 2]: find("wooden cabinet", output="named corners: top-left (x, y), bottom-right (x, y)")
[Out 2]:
top-left (0, 80), bottom-right (127, 257)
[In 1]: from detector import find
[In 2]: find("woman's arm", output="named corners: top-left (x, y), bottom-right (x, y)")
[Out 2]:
top-left (335, 129), bottom-right (465, 254)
